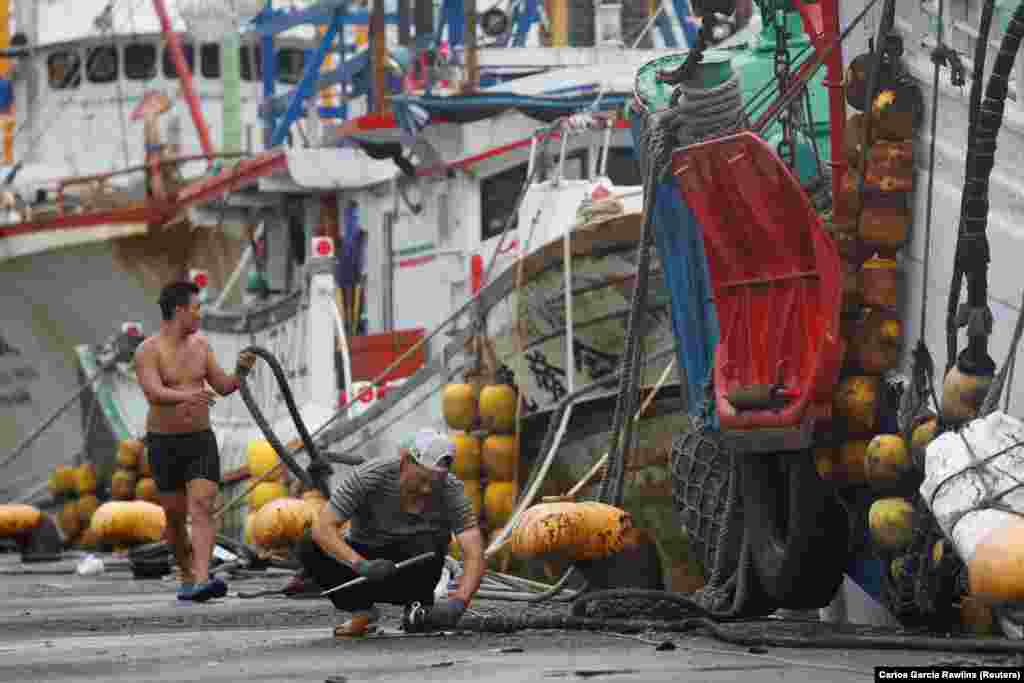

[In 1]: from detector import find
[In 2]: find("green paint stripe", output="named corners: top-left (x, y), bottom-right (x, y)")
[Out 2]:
top-left (394, 242), bottom-right (435, 257)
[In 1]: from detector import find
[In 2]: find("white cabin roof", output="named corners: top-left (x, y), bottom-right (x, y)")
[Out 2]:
top-left (34, 0), bottom-right (318, 47)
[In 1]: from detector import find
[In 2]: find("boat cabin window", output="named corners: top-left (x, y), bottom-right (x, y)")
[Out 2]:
top-left (201, 44), bottom-right (221, 79)
top-left (481, 162), bottom-right (526, 241)
top-left (48, 50), bottom-right (82, 90)
top-left (124, 43), bottom-right (157, 80)
top-left (163, 44), bottom-right (196, 79)
top-left (240, 45), bottom-right (262, 81)
top-left (86, 45), bottom-right (119, 84)
top-left (277, 47), bottom-right (305, 85)
top-left (603, 148), bottom-right (642, 186)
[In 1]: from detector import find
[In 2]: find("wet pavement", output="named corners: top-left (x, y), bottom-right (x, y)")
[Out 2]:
top-left (3, 552), bottom-right (1023, 682)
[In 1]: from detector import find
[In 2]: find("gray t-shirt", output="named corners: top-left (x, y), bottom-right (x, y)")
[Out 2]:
top-left (328, 455), bottom-right (477, 547)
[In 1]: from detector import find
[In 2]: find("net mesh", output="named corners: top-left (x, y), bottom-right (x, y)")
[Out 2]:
top-left (670, 418), bottom-right (742, 582)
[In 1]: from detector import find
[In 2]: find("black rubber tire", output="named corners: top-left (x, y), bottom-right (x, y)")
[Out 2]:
top-left (740, 451), bottom-right (851, 609)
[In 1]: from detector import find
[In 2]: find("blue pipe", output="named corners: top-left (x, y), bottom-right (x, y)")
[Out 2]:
top-left (271, 8), bottom-right (345, 147)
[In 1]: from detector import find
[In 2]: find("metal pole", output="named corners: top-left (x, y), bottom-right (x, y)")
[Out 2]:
top-left (321, 551), bottom-right (437, 596)
top-left (151, 0), bottom-right (215, 164)
top-left (563, 212), bottom-right (575, 396)
top-left (372, 0), bottom-right (388, 114)
top-left (398, 0), bottom-right (412, 46)
top-left (465, 0), bottom-right (479, 91)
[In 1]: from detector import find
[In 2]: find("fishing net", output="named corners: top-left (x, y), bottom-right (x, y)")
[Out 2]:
top-left (879, 491), bottom-right (961, 627)
top-left (670, 419), bottom-right (742, 583)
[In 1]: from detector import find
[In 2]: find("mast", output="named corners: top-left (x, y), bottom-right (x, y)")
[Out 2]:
top-left (151, 0), bottom-right (215, 162)
top-left (371, 0), bottom-right (387, 114)
top-left (0, 0), bottom-right (11, 164)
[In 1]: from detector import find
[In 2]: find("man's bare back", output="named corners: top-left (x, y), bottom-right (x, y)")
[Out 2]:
top-left (136, 333), bottom-right (217, 434)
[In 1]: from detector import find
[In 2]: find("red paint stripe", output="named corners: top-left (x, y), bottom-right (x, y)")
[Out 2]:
top-left (398, 254), bottom-right (436, 268)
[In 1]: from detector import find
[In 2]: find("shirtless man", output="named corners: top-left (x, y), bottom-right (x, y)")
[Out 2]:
top-left (134, 281), bottom-right (255, 601)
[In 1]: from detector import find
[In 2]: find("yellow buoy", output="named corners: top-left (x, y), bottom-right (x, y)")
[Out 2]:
top-left (57, 500), bottom-right (82, 539)
top-left (869, 497), bottom-right (915, 551)
top-left (941, 365), bottom-right (993, 425)
top-left (451, 432), bottom-right (482, 481)
top-left (834, 375), bottom-right (880, 435)
top-left (246, 439), bottom-right (280, 479)
top-left (479, 384), bottom-right (518, 434)
top-left (250, 497), bottom-right (314, 548)
top-left (76, 463), bottom-right (98, 495)
top-left (247, 481), bottom-right (288, 513)
top-left (111, 469), bottom-right (138, 501)
top-left (482, 434), bottom-right (519, 482)
top-left (138, 451), bottom-right (153, 478)
top-left (0, 504), bottom-right (44, 537)
top-left (135, 477), bottom-right (160, 504)
top-left (510, 501), bottom-right (633, 562)
top-left (77, 494), bottom-right (100, 525)
top-left (968, 521), bottom-right (1024, 604)
top-left (90, 501), bottom-right (167, 545)
top-left (484, 481), bottom-right (517, 528)
top-left (911, 416), bottom-right (939, 457)
top-left (814, 441), bottom-right (869, 484)
top-left (865, 434), bottom-right (913, 486)
top-left (117, 439), bottom-right (145, 469)
top-left (462, 479), bottom-right (483, 518)
top-left (52, 465), bottom-right (77, 496)
top-left (442, 383), bottom-right (478, 431)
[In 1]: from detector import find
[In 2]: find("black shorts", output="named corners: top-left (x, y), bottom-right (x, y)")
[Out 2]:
top-left (145, 430), bottom-right (221, 492)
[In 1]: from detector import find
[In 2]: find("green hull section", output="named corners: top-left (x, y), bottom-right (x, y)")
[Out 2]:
top-left (632, 10), bottom-right (831, 171)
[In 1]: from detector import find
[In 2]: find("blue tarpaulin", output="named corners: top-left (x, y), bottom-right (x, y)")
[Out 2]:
top-left (631, 121), bottom-right (720, 424)
top-left (650, 180), bottom-right (721, 426)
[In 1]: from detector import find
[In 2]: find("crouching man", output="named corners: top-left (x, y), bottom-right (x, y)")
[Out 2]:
top-left (298, 428), bottom-right (485, 637)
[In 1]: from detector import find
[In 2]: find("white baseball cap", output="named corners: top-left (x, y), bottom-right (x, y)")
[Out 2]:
top-left (402, 428), bottom-right (455, 471)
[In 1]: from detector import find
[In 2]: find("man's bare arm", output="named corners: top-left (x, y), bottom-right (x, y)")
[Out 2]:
top-left (452, 526), bottom-right (485, 605)
top-left (205, 346), bottom-right (240, 396)
top-left (311, 505), bottom-right (364, 567)
top-left (134, 341), bottom-right (197, 406)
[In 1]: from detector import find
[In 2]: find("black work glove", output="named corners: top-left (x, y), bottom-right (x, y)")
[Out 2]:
top-left (429, 598), bottom-right (467, 628)
top-left (354, 558), bottom-right (397, 582)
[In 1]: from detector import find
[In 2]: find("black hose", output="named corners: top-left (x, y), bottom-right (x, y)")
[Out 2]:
top-left (947, 0), bottom-right (997, 373)
top-left (237, 345), bottom-right (333, 498)
top-left (955, 0), bottom-right (1024, 374)
top-left (451, 609), bottom-right (1024, 652)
